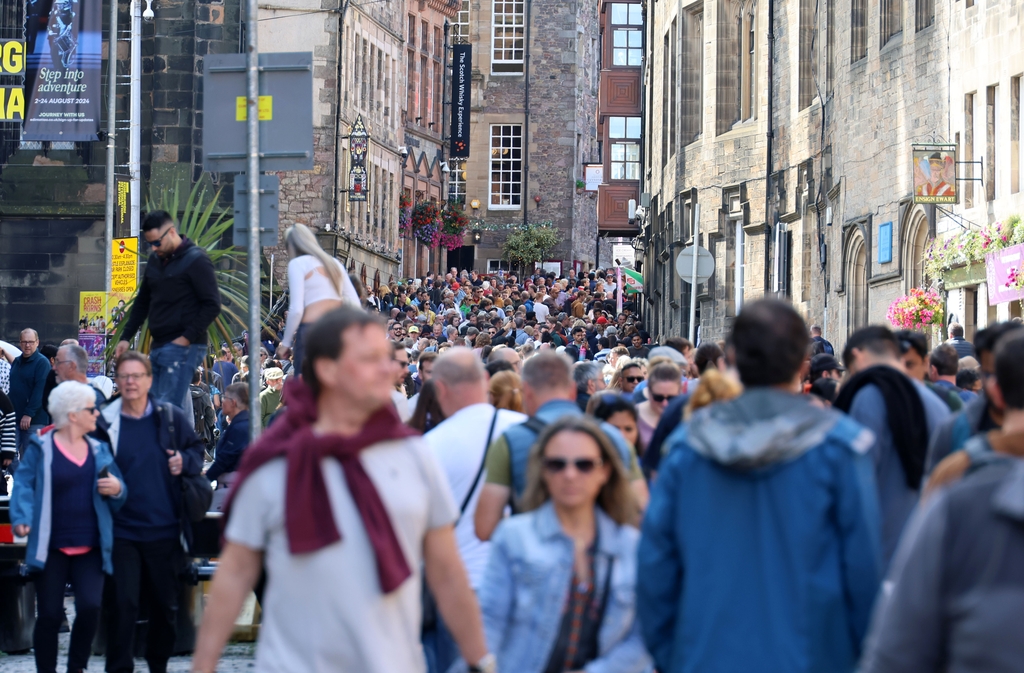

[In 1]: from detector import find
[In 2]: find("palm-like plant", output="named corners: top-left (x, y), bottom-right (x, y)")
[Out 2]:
top-left (106, 179), bottom-right (266, 357)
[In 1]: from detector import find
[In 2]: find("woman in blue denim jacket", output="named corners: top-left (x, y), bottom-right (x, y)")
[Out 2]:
top-left (477, 416), bottom-right (652, 673)
top-left (11, 381), bottom-right (127, 673)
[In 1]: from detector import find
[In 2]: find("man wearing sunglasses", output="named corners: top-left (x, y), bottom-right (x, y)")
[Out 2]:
top-left (114, 211), bottom-right (221, 411)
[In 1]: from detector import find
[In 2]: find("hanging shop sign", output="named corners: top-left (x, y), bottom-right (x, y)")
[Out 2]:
top-left (449, 44), bottom-right (471, 159)
top-left (21, 0), bottom-right (102, 140)
top-left (0, 40), bottom-right (26, 122)
top-left (348, 115), bottom-right (369, 201)
top-left (912, 145), bottom-right (957, 204)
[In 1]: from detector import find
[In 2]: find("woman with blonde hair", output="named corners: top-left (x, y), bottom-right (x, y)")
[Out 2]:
top-left (479, 416), bottom-right (649, 673)
top-left (489, 370), bottom-right (524, 413)
top-left (276, 224), bottom-right (361, 371)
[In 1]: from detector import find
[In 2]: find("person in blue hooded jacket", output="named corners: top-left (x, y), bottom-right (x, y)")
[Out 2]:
top-left (637, 300), bottom-right (883, 673)
top-left (11, 380), bottom-right (127, 673)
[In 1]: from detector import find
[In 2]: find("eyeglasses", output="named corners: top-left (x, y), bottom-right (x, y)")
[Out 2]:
top-left (54, 359), bottom-right (74, 366)
top-left (624, 376), bottom-right (645, 383)
top-left (147, 225), bottom-right (175, 248)
top-left (19, 339), bottom-right (38, 345)
top-left (543, 457), bottom-right (602, 474)
top-left (650, 393), bottom-right (677, 403)
top-left (116, 373), bottom-right (150, 382)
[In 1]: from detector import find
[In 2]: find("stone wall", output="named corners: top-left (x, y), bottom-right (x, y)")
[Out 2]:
top-left (461, 0), bottom-right (600, 272)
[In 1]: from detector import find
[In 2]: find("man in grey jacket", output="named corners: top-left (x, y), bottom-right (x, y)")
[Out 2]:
top-left (862, 329), bottom-right (1024, 673)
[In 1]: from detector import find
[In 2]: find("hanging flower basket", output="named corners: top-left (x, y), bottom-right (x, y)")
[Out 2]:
top-left (409, 201), bottom-right (442, 247)
top-left (398, 192), bottom-right (413, 237)
top-left (886, 287), bottom-right (945, 331)
top-left (438, 203), bottom-right (470, 250)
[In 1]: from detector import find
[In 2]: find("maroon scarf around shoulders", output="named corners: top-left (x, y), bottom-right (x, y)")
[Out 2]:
top-left (222, 378), bottom-right (418, 593)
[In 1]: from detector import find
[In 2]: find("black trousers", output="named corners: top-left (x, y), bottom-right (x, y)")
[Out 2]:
top-left (105, 537), bottom-right (183, 673)
top-left (34, 548), bottom-right (104, 673)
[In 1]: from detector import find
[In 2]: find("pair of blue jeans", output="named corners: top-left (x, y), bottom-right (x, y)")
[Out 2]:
top-left (423, 613), bottom-right (460, 673)
top-left (149, 342), bottom-right (207, 409)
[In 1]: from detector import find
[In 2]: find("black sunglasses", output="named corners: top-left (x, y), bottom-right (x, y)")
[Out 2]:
top-left (625, 376), bottom-right (645, 383)
top-left (543, 457), bottom-right (602, 474)
top-left (651, 393), bottom-right (677, 403)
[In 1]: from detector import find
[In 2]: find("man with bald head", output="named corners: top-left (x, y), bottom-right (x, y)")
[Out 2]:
top-left (487, 344), bottom-right (522, 374)
top-left (422, 348), bottom-right (526, 673)
top-left (6, 328), bottom-right (51, 454)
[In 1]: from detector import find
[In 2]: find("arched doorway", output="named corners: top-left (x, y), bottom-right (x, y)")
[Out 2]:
top-left (847, 234), bottom-right (868, 334)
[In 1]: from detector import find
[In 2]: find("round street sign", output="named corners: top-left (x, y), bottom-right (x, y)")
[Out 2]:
top-left (675, 245), bottom-right (715, 284)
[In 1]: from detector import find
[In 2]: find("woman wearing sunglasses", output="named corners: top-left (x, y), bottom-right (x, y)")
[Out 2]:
top-left (11, 381), bottom-right (127, 673)
top-left (477, 416), bottom-right (651, 673)
top-left (635, 362), bottom-right (682, 450)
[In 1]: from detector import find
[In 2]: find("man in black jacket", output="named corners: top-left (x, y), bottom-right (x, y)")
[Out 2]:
top-left (115, 211), bottom-right (221, 410)
top-left (96, 351), bottom-right (205, 673)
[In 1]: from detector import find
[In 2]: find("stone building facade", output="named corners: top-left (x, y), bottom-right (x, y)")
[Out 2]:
top-left (453, 0), bottom-right (600, 273)
top-left (936, 0), bottom-right (1024, 337)
top-left (640, 0), bottom-right (956, 348)
top-left (261, 0), bottom-right (405, 290)
top-left (400, 0), bottom-right (459, 279)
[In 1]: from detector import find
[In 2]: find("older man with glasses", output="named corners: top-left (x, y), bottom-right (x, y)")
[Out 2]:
top-left (4, 328), bottom-right (51, 456)
top-left (114, 210), bottom-right (221, 412)
top-left (96, 350), bottom-right (205, 673)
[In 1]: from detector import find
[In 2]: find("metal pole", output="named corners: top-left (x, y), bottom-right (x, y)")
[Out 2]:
top-left (688, 203), bottom-right (700, 343)
top-left (129, 0), bottom-right (141, 236)
top-left (246, 0), bottom-right (262, 443)
top-left (104, 0), bottom-right (118, 294)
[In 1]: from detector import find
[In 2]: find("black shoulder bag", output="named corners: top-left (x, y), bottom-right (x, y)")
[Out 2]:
top-left (163, 404), bottom-right (213, 522)
top-left (422, 409), bottom-right (500, 633)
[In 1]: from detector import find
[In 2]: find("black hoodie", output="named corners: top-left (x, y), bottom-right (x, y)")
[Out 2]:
top-left (120, 238), bottom-right (221, 348)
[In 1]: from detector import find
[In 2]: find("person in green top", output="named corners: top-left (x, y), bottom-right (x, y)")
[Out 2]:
top-left (259, 368), bottom-right (285, 428)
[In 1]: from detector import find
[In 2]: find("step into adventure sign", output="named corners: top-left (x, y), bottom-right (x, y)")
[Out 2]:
top-left (18, 0), bottom-right (102, 140)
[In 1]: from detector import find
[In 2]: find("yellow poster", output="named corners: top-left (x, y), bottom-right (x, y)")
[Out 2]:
top-left (111, 237), bottom-right (138, 294)
top-left (79, 292), bottom-right (108, 334)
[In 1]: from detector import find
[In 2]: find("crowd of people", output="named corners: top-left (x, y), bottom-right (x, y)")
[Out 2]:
top-left (3, 213), bottom-right (1023, 673)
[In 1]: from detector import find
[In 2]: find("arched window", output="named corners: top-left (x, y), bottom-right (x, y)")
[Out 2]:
top-left (847, 233), bottom-right (868, 333)
top-left (902, 207), bottom-right (930, 291)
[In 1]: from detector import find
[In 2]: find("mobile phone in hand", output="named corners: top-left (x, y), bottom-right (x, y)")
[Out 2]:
top-left (98, 466), bottom-right (110, 479)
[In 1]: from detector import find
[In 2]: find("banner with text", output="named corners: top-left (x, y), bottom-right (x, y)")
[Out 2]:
top-left (22, 0), bottom-right (102, 141)
top-left (111, 237), bottom-right (138, 294)
top-left (0, 40), bottom-right (26, 122)
top-left (449, 44), bottom-right (471, 158)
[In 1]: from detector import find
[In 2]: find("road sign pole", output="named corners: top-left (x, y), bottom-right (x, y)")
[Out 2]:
top-left (688, 204), bottom-right (700, 344)
top-left (246, 0), bottom-right (262, 444)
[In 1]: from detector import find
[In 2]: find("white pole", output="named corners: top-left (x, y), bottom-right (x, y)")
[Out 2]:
top-left (735, 221), bottom-right (745, 313)
top-left (246, 0), bottom-right (262, 443)
top-left (270, 253), bottom-right (275, 312)
top-left (688, 203), bottom-right (700, 343)
top-left (129, 0), bottom-right (142, 236)
top-left (103, 0), bottom-right (118, 294)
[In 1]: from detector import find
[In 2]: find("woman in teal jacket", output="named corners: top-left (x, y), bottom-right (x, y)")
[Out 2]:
top-left (11, 380), bottom-right (127, 673)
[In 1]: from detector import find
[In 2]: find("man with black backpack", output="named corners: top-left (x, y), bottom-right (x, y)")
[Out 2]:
top-left (474, 352), bottom-right (648, 542)
top-left (95, 351), bottom-right (206, 673)
top-left (190, 368), bottom-right (217, 455)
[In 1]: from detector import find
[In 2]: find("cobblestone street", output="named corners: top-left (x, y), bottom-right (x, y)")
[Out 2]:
top-left (0, 641), bottom-right (256, 672)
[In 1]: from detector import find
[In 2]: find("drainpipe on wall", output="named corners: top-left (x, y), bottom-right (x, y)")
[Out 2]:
top-left (522, 0), bottom-right (532, 232)
top-left (763, 0), bottom-right (775, 297)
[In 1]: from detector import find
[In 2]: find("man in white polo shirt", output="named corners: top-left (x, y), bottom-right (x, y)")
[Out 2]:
top-left (191, 308), bottom-right (495, 673)
top-left (423, 348), bottom-right (526, 673)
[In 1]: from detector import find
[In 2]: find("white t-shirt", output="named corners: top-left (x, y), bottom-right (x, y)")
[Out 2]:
top-left (392, 389), bottom-right (411, 422)
top-left (424, 403), bottom-right (526, 589)
top-left (225, 437), bottom-right (458, 673)
top-left (533, 301), bottom-right (550, 323)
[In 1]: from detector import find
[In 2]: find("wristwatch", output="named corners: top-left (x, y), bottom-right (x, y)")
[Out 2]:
top-left (468, 653), bottom-right (497, 673)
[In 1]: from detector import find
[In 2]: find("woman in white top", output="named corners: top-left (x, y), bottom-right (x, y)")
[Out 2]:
top-left (276, 225), bottom-right (361, 373)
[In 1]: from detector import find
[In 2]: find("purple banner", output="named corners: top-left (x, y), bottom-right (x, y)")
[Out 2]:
top-left (985, 243), bottom-right (1024, 306)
